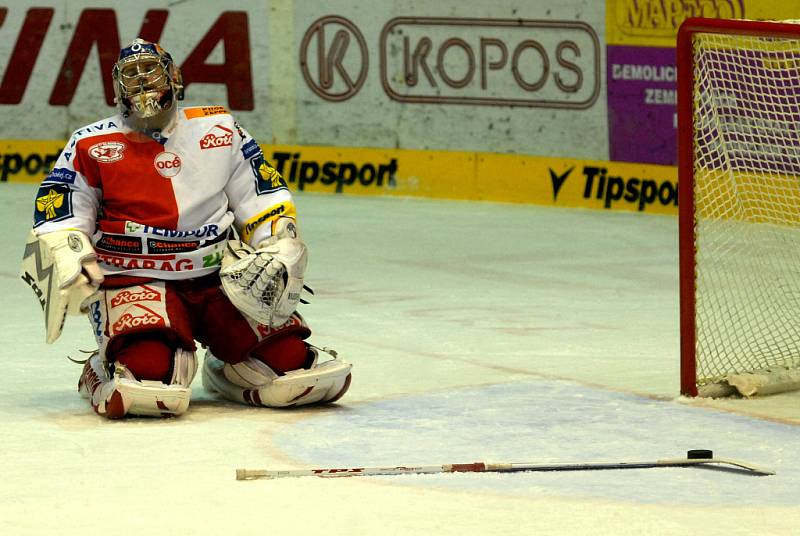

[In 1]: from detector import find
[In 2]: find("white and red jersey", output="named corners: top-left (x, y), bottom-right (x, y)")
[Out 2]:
top-left (33, 106), bottom-right (295, 280)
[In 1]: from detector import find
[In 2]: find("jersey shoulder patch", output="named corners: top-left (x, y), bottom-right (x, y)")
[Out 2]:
top-left (33, 183), bottom-right (74, 227)
top-left (183, 106), bottom-right (230, 120)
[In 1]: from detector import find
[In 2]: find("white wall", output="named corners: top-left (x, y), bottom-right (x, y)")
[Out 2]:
top-left (0, 0), bottom-right (609, 159)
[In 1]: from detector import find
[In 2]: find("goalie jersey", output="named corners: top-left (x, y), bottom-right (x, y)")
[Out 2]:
top-left (32, 106), bottom-right (295, 280)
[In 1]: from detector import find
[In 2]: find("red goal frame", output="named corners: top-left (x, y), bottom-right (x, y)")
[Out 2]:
top-left (677, 17), bottom-right (800, 396)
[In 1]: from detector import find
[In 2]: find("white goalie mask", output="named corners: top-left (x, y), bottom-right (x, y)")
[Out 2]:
top-left (112, 38), bottom-right (184, 131)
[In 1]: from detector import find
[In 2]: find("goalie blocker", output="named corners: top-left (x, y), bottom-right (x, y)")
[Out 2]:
top-left (20, 229), bottom-right (104, 343)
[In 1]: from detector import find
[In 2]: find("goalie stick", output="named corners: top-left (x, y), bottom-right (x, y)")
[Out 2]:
top-left (235, 450), bottom-right (775, 480)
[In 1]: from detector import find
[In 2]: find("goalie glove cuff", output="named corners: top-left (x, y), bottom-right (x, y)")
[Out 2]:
top-left (38, 230), bottom-right (102, 289)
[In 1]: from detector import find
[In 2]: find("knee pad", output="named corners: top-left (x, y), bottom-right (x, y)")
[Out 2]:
top-left (114, 333), bottom-right (175, 382)
top-left (202, 346), bottom-right (352, 408)
top-left (85, 283), bottom-right (196, 365)
top-left (250, 334), bottom-right (309, 374)
top-left (110, 331), bottom-right (198, 387)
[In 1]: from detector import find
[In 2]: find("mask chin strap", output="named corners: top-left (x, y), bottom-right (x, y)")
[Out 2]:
top-left (123, 104), bottom-right (176, 133)
top-left (133, 91), bottom-right (161, 117)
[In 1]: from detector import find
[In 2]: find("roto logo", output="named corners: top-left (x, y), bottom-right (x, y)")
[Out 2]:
top-left (200, 125), bottom-right (233, 149)
top-left (110, 286), bottom-right (161, 308)
top-left (614, 0), bottom-right (744, 37)
top-left (111, 308), bottom-right (165, 334)
top-left (88, 142), bottom-right (125, 163)
top-left (154, 152), bottom-right (181, 178)
top-left (380, 18), bottom-right (600, 108)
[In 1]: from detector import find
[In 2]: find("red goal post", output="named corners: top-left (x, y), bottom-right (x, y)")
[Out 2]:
top-left (678, 17), bottom-right (800, 397)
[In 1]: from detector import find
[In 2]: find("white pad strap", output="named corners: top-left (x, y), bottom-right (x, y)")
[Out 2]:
top-left (203, 348), bottom-right (351, 407)
top-left (115, 369), bottom-right (192, 417)
top-left (170, 348), bottom-right (198, 388)
top-left (225, 355), bottom-right (279, 387)
top-left (20, 229), bottom-right (103, 343)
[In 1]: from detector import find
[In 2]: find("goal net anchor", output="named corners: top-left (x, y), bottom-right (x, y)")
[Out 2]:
top-left (701, 366), bottom-right (800, 398)
top-left (235, 449), bottom-right (775, 480)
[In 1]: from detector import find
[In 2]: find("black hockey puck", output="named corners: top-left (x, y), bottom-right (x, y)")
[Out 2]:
top-left (687, 449), bottom-right (713, 459)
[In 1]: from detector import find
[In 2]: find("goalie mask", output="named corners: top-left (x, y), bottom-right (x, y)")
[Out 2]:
top-left (112, 38), bottom-right (184, 131)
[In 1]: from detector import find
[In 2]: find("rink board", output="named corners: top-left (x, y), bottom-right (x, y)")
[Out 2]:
top-left (0, 139), bottom-right (678, 215)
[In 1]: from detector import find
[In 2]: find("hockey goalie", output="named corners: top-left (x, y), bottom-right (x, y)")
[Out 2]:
top-left (19, 39), bottom-right (351, 419)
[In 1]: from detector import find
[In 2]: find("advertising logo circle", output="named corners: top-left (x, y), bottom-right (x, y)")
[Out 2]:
top-left (300, 16), bottom-right (368, 101)
top-left (154, 152), bottom-right (182, 178)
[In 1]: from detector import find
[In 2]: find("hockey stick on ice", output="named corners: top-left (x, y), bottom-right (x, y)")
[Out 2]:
top-left (236, 449), bottom-right (774, 480)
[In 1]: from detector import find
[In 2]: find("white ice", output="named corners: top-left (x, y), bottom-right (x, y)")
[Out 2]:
top-left (1, 183), bottom-right (798, 535)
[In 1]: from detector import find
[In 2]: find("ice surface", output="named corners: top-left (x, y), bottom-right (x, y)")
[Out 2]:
top-left (1, 183), bottom-right (798, 535)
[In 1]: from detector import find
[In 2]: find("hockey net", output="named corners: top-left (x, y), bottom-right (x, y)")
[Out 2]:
top-left (678, 18), bottom-right (800, 397)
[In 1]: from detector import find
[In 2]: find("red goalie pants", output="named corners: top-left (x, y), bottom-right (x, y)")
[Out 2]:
top-left (97, 274), bottom-right (311, 382)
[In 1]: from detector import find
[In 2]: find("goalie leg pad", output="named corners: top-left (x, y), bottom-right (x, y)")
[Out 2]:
top-left (202, 347), bottom-right (352, 407)
top-left (78, 350), bottom-right (195, 418)
top-left (114, 332), bottom-right (174, 382)
top-left (111, 332), bottom-right (198, 386)
top-left (89, 282), bottom-right (199, 363)
top-left (198, 300), bottom-right (310, 365)
top-left (250, 334), bottom-right (309, 373)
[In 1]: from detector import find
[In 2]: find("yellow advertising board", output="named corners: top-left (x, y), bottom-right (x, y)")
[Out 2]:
top-left (474, 153), bottom-right (678, 214)
top-left (0, 140), bottom-right (64, 183)
top-left (1, 139), bottom-right (679, 215)
top-left (606, 0), bottom-right (800, 47)
top-left (260, 145), bottom-right (679, 215)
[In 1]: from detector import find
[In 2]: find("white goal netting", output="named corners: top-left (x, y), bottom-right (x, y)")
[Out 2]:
top-left (690, 27), bottom-right (800, 395)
